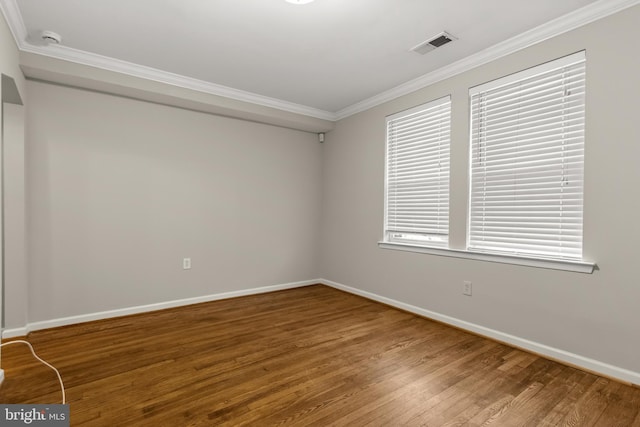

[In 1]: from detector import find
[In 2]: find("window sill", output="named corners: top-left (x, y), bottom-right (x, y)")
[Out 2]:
top-left (378, 242), bottom-right (596, 274)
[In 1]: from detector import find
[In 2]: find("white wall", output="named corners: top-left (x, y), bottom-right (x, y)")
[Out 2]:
top-left (320, 5), bottom-right (640, 376)
top-left (26, 81), bottom-right (323, 323)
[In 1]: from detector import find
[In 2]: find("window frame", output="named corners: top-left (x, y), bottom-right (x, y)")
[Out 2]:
top-left (378, 52), bottom-right (596, 273)
top-left (467, 51), bottom-right (586, 261)
top-left (382, 95), bottom-right (452, 249)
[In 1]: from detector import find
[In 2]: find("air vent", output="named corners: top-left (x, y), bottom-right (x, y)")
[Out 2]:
top-left (411, 31), bottom-right (456, 55)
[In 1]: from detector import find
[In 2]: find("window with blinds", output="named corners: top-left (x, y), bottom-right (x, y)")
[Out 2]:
top-left (468, 51), bottom-right (586, 260)
top-left (385, 96), bottom-right (451, 247)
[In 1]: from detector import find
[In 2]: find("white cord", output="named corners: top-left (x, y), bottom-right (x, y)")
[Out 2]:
top-left (0, 340), bottom-right (66, 404)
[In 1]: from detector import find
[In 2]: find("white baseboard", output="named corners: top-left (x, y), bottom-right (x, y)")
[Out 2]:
top-left (319, 278), bottom-right (640, 387)
top-left (6, 278), bottom-right (638, 386)
top-left (2, 326), bottom-right (29, 339)
top-left (1, 279), bottom-right (317, 339)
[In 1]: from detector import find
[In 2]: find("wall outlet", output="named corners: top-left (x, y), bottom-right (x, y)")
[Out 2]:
top-left (183, 258), bottom-right (191, 270)
top-left (0, 368), bottom-right (4, 386)
top-left (463, 281), bottom-right (472, 296)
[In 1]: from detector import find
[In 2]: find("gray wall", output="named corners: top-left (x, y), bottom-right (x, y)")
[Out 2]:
top-left (26, 81), bottom-right (323, 322)
top-left (5, 1), bottom-right (640, 381)
top-left (4, 103), bottom-right (27, 330)
top-left (320, 6), bottom-right (640, 374)
top-left (0, 14), bottom-right (26, 97)
top-left (1, 9), bottom-right (27, 369)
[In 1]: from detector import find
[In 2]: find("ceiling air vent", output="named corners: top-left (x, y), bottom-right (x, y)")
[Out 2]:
top-left (411, 31), bottom-right (457, 55)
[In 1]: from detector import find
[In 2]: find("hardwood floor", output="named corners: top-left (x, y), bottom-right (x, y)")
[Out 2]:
top-left (1, 285), bottom-right (639, 426)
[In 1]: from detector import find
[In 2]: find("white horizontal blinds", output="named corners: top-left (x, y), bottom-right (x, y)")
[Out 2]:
top-left (385, 96), bottom-right (451, 246)
top-left (469, 52), bottom-right (586, 259)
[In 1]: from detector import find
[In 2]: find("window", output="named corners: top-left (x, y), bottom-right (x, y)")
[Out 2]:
top-left (468, 51), bottom-right (586, 260)
top-left (384, 96), bottom-right (451, 247)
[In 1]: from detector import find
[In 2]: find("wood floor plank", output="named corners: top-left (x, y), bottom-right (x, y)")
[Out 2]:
top-left (592, 379), bottom-right (640, 427)
top-left (1, 285), bottom-right (638, 426)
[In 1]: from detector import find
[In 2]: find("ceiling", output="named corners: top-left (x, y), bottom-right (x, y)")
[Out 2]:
top-left (0, 0), bottom-right (634, 121)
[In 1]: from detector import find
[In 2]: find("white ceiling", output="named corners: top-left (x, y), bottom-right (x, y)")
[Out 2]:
top-left (1, 0), bottom-right (633, 118)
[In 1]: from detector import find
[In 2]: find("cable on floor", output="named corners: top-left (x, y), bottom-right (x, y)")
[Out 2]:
top-left (0, 340), bottom-right (66, 404)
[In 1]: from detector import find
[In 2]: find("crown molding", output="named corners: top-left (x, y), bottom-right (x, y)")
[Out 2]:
top-left (0, 0), bottom-right (25, 44)
top-left (335, 0), bottom-right (640, 120)
top-left (0, 0), bottom-right (336, 122)
top-left (2, 0), bottom-right (639, 122)
top-left (20, 43), bottom-right (338, 121)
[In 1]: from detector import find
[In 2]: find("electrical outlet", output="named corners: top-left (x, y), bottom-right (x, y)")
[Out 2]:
top-left (463, 281), bottom-right (472, 296)
top-left (0, 368), bottom-right (4, 386)
top-left (183, 258), bottom-right (191, 270)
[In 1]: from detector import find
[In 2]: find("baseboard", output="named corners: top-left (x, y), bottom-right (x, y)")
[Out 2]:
top-left (319, 278), bottom-right (640, 387)
top-left (2, 327), bottom-right (28, 339)
top-left (7, 277), bottom-right (637, 386)
top-left (1, 279), bottom-right (317, 339)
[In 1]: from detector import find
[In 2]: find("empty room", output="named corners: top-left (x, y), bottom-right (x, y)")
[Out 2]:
top-left (0, 0), bottom-right (639, 425)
